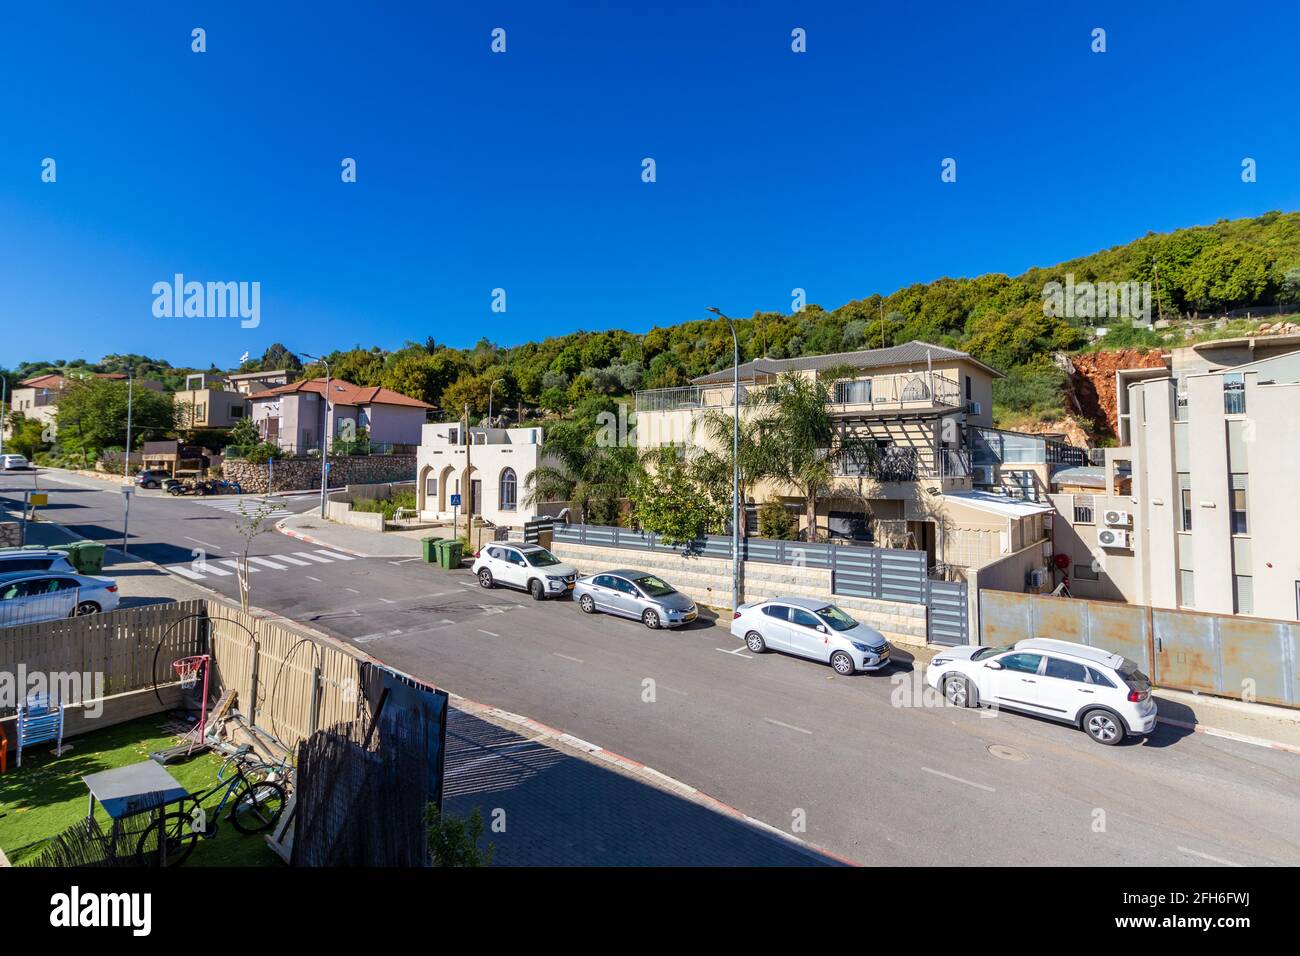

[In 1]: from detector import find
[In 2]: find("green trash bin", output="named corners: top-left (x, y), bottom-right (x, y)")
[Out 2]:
top-left (74, 542), bottom-right (106, 575)
top-left (421, 537), bottom-right (444, 564)
top-left (436, 538), bottom-right (464, 570)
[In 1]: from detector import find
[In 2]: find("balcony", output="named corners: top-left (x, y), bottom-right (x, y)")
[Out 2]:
top-left (833, 445), bottom-right (970, 481)
top-left (634, 371), bottom-right (962, 415)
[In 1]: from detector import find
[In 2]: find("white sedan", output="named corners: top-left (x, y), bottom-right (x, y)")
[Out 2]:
top-left (730, 597), bottom-right (891, 675)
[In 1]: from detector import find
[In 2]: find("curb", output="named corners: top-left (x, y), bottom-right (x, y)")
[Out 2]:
top-left (1155, 716), bottom-right (1300, 755)
top-left (448, 693), bottom-right (860, 867)
top-left (273, 518), bottom-right (376, 559)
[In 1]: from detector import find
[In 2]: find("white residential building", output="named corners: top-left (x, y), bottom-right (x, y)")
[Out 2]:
top-left (415, 423), bottom-right (552, 528)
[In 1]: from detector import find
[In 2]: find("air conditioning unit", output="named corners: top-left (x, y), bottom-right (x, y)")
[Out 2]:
top-left (1098, 528), bottom-right (1130, 549)
top-left (1026, 568), bottom-right (1048, 588)
top-left (972, 465), bottom-right (995, 485)
top-left (1103, 509), bottom-right (1131, 527)
top-left (966, 401), bottom-right (982, 415)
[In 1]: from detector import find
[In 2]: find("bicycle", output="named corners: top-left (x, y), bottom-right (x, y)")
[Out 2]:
top-left (135, 746), bottom-right (287, 866)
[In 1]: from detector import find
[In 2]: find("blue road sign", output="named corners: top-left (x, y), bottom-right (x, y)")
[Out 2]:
top-left (450, 493), bottom-right (462, 507)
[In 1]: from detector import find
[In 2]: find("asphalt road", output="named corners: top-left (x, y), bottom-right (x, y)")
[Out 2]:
top-left (5, 467), bottom-right (1299, 866)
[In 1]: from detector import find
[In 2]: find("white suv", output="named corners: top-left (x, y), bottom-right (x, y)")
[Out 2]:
top-left (925, 638), bottom-right (1157, 745)
top-left (472, 543), bottom-right (579, 600)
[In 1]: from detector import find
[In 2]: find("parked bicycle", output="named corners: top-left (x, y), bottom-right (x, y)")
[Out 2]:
top-left (135, 746), bottom-right (287, 866)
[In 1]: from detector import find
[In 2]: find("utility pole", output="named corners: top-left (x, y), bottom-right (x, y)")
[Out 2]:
top-left (880, 300), bottom-right (886, 348)
top-left (0, 375), bottom-right (7, 456)
top-left (463, 402), bottom-right (472, 544)
top-left (123, 369), bottom-right (134, 479)
top-left (488, 378), bottom-right (504, 425)
top-left (707, 307), bottom-right (741, 613)
top-left (1152, 256), bottom-right (1165, 325)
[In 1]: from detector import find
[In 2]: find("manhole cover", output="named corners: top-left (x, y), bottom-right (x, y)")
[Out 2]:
top-left (987, 744), bottom-right (1028, 762)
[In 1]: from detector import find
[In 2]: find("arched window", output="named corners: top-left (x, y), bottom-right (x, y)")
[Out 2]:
top-left (499, 468), bottom-right (517, 511)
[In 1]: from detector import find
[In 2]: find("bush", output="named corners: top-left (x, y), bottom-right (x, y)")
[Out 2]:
top-left (757, 500), bottom-right (797, 539)
top-left (228, 442), bottom-right (284, 463)
top-left (425, 805), bottom-right (493, 867)
top-left (351, 488), bottom-right (418, 520)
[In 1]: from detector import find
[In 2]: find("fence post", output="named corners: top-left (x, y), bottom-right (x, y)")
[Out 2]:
top-left (308, 666), bottom-right (322, 735)
top-left (248, 642), bottom-right (260, 729)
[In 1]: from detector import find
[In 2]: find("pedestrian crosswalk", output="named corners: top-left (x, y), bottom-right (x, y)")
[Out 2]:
top-left (188, 496), bottom-right (294, 520)
top-left (168, 549), bottom-right (356, 581)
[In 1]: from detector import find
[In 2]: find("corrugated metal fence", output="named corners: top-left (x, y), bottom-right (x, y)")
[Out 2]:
top-left (980, 590), bottom-right (1300, 707)
top-left (552, 523), bottom-right (968, 644)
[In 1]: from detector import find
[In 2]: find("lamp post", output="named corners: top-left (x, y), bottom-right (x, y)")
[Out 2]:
top-left (487, 378), bottom-right (505, 425)
top-left (0, 375), bottom-right (7, 456)
top-left (297, 352), bottom-right (331, 518)
top-left (707, 307), bottom-right (741, 613)
top-left (123, 367), bottom-right (134, 479)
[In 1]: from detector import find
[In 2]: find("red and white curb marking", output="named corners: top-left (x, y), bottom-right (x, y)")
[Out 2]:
top-left (1156, 716), bottom-right (1300, 755)
top-left (448, 693), bottom-right (861, 866)
top-left (274, 518), bottom-right (374, 559)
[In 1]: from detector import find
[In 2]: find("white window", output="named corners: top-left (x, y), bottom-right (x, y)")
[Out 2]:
top-left (499, 468), bottom-right (517, 511)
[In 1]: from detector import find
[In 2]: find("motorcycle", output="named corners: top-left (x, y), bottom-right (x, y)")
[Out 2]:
top-left (164, 478), bottom-right (210, 496)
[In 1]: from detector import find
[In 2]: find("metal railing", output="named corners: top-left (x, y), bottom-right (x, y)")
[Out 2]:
top-left (833, 445), bottom-right (969, 480)
top-left (635, 371), bottom-right (964, 414)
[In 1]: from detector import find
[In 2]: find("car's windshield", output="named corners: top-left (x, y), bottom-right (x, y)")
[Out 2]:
top-left (523, 549), bottom-right (563, 568)
top-left (971, 644), bottom-right (1014, 661)
top-left (633, 575), bottom-right (675, 598)
top-left (814, 605), bottom-right (858, 631)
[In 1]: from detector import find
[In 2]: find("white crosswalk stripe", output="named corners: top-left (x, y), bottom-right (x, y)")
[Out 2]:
top-left (248, 556), bottom-right (289, 570)
top-left (315, 550), bottom-right (354, 561)
top-left (187, 496), bottom-right (293, 520)
top-left (166, 547), bottom-right (360, 581)
top-left (295, 552), bottom-right (335, 564)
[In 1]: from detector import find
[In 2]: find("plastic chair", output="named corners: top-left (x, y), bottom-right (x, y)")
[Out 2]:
top-left (16, 693), bottom-right (64, 767)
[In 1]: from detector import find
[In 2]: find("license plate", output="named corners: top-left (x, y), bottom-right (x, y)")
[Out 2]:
top-left (683, 612), bottom-right (697, 621)
top-left (565, 582), bottom-right (574, 589)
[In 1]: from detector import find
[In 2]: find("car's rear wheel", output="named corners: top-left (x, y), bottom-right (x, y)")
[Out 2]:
top-left (744, 631), bottom-right (766, 653)
top-left (944, 675), bottom-right (976, 708)
top-left (73, 601), bottom-right (101, 617)
top-left (579, 594), bottom-right (596, 613)
top-left (830, 651), bottom-right (855, 675)
top-left (478, 569), bottom-right (494, 589)
top-left (529, 579), bottom-right (545, 601)
top-left (1083, 709), bottom-right (1126, 746)
top-left (642, 609), bottom-right (660, 629)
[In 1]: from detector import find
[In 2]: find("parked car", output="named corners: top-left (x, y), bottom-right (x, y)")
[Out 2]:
top-left (0, 548), bottom-right (78, 575)
top-left (1, 454), bottom-right (31, 470)
top-left (573, 569), bottom-right (698, 629)
top-left (135, 469), bottom-right (172, 489)
top-left (472, 543), bottom-right (578, 600)
top-left (730, 597), bottom-right (891, 675)
top-left (0, 570), bottom-right (120, 626)
top-left (925, 638), bottom-right (1156, 745)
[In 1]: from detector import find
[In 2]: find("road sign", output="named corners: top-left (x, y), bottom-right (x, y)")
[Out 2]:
top-left (29, 493), bottom-right (48, 506)
top-left (449, 494), bottom-right (461, 507)
top-left (120, 485), bottom-right (134, 496)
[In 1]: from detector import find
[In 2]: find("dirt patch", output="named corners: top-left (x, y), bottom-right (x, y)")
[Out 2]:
top-left (1060, 349), bottom-right (1167, 439)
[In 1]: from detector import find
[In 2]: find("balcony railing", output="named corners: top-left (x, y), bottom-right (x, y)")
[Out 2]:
top-left (635, 371), bottom-right (962, 414)
top-left (833, 445), bottom-right (969, 481)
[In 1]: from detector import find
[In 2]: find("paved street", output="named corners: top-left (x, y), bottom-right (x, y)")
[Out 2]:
top-left (5, 468), bottom-right (1299, 866)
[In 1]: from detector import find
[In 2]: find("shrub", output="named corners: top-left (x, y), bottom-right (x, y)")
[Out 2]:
top-left (757, 500), bottom-right (797, 539)
top-left (425, 805), bottom-right (494, 867)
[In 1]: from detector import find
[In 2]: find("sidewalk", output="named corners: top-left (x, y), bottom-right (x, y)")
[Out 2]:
top-left (275, 510), bottom-right (425, 558)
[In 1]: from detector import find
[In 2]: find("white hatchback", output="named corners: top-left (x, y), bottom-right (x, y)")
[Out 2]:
top-left (472, 543), bottom-right (579, 601)
top-left (925, 638), bottom-right (1157, 745)
top-left (1, 454), bottom-right (31, 470)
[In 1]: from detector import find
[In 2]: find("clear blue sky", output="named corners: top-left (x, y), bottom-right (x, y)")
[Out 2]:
top-left (1, 0), bottom-right (1297, 370)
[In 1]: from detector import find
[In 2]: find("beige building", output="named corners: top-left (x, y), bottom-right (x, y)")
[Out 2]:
top-left (1053, 344), bottom-right (1300, 621)
top-left (634, 341), bottom-right (1064, 578)
top-left (226, 369), bottom-right (298, 395)
top-left (174, 374), bottom-right (249, 430)
top-left (6, 372), bottom-right (162, 437)
top-left (415, 424), bottom-right (553, 528)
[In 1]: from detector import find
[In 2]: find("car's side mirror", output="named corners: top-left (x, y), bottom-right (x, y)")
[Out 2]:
top-left (984, 661), bottom-right (1003, 670)
top-left (816, 624), bottom-right (827, 633)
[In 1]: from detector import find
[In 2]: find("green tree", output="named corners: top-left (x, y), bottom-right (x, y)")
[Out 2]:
top-left (630, 447), bottom-right (728, 544)
top-left (54, 377), bottom-right (176, 460)
top-left (425, 806), bottom-right (494, 867)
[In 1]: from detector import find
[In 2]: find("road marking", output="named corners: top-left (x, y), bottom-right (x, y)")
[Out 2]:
top-left (191, 562), bottom-right (232, 577)
top-left (389, 557), bottom-right (421, 564)
top-left (1177, 846), bottom-right (1243, 867)
top-left (716, 646), bottom-right (753, 659)
top-left (170, 566), bottom-right (205, 580)
top-left (921, 767), bottom-right (995, 793)
top-left (272, 553), bottom-right (312, 566)
top-left (305, 575), bottom-right (322, 582)
top-left (219, 559), bottom-right (258, 573)
top-left (315, 550), bottom-right (354, 561)
top-left (345, 587), bottom-right (361, 594)
top-left (295, 552), bottom-right (334, 564)
top-left (764, 718), bottom-right (813, 735)
top-left (477, 629), bottom-right (500, 637)
top-left (379, 597), bottom-right (396, 604)
top-left (552, 653), bottom-right (584, 664)
top-left (248, 556), bottom-right (289, 570)
top-left (184, 535), bottom-right (218, 549)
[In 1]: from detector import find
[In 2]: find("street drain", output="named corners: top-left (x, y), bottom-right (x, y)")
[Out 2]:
top-left (987, 744), bottom-right (1028, 762)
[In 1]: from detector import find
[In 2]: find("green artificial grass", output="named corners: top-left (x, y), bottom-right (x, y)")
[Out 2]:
top-left (0, 715), bottom-right (283, 867)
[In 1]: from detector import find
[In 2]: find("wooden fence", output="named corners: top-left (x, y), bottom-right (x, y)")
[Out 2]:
top-left (0, 601), bottom-right (206, 718)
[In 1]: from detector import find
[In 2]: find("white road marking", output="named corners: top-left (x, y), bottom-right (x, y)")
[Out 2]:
top-left (219, 559), bottom-right (257, 573)
top-left (315, 550), bottom-right (354, 561)
top-left (248, 556), bottom-right (289, 570)
top-left (192, 562), bottom-right (231, 577)
top-left (1177, 846), bottom-right (1243, 867)
top-left (552, 653), bottom-right (584, 664)
top-left (389, 557), bottom-right (421, 564)
top-left (272, 554), bottom-right (312, 566)
top-left (716, 646), bottom-right (753, 659)
top-left (379, 597), bottom-right (396, 604)
top-left (477, 629), bottom-right (500, 637)
top-left (921, 767), bottom-right (996, 793)
top-left (295, 552), bottom-right (334, 564)
top-left (764, 718), bottom-right (813, 735)
top-left (170, 566), bottom-right (205, 580)
top-left (184, 535), bottom-right (219, 549)
top-left (305, 575), bottom-right (322, 582)
top-left (345, 587), bottom-right (361, 594)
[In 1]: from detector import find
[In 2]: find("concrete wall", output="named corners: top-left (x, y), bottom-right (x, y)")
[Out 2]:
top-left (549, 540), bottom-right (929, 647)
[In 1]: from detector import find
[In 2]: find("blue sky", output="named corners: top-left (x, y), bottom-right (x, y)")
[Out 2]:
top-left (1, 1), bottom-right (1297, 370)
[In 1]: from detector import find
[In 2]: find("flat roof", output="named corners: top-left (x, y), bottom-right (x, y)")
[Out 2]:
top-left (941, 491), bottom-right (1052, 518)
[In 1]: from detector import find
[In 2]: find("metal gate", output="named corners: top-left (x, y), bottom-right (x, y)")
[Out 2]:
top-left (925, 580), bottom-right (969, 645)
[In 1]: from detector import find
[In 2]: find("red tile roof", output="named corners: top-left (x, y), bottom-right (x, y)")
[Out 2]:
top-left (246, 377), bottom-right (432, 408)
top-left (19, 372), bottom-right (127, 389)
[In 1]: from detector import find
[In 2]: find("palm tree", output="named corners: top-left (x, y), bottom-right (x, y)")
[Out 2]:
top-left (523, 432), bottom-right (642, 525)
top-left (697, 401), bottom-right (769, 536)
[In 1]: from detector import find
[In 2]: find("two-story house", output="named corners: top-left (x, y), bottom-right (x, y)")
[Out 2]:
top-left (247, 378), bottom-right (432, 454)
top-left (174, 373), bottom-right (249, 431)
top-left (5, 372), bottom-right (163, 438)
top-left (415, 423), bottom-right (554, 527)
top-left (634, 340), bottom-right (1058, 573)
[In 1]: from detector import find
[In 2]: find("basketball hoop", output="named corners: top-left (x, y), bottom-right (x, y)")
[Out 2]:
top-left (174, 655), bottom-right (209, 690)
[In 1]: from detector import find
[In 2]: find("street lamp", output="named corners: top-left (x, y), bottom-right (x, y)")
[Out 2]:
top-left (123, 367), bottom-right (134, 479)
top-left (296, 351), bottom-right (332, 518)
top-left (706, 307), bottom-right (741, 613)
top-left (487, 378), bottom-right (505, 424)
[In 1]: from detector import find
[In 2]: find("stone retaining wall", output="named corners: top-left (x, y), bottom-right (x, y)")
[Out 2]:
top-left (549, 541), bottom-right (929, 647)
top-left (221, 455), bottom-right (416, 494)
top-left (0, 522), bottom-right (19, 548)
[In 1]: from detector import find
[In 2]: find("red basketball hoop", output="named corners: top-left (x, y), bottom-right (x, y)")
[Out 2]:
top-left (173, 655), bottom-right (209, 690)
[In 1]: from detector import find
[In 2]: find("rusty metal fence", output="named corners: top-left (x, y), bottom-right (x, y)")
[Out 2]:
top-left (979, 590), bottom-right (1300, 707)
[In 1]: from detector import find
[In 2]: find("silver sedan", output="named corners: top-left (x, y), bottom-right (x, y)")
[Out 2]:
top-left (573, 569), bottom-right (698, 629)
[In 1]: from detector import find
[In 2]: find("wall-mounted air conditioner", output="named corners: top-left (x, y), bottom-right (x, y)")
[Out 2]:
top-left (1098, 528), bottom-right (1130, 549)
top-left (967, 401), bottom-right (982, 415)
top-left (1026, 568), bottom-right (1048, 588)
top-left (972, 465), bottom-right (995, 485)
top-left (1103, 509), bottom-right (1131, 527)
